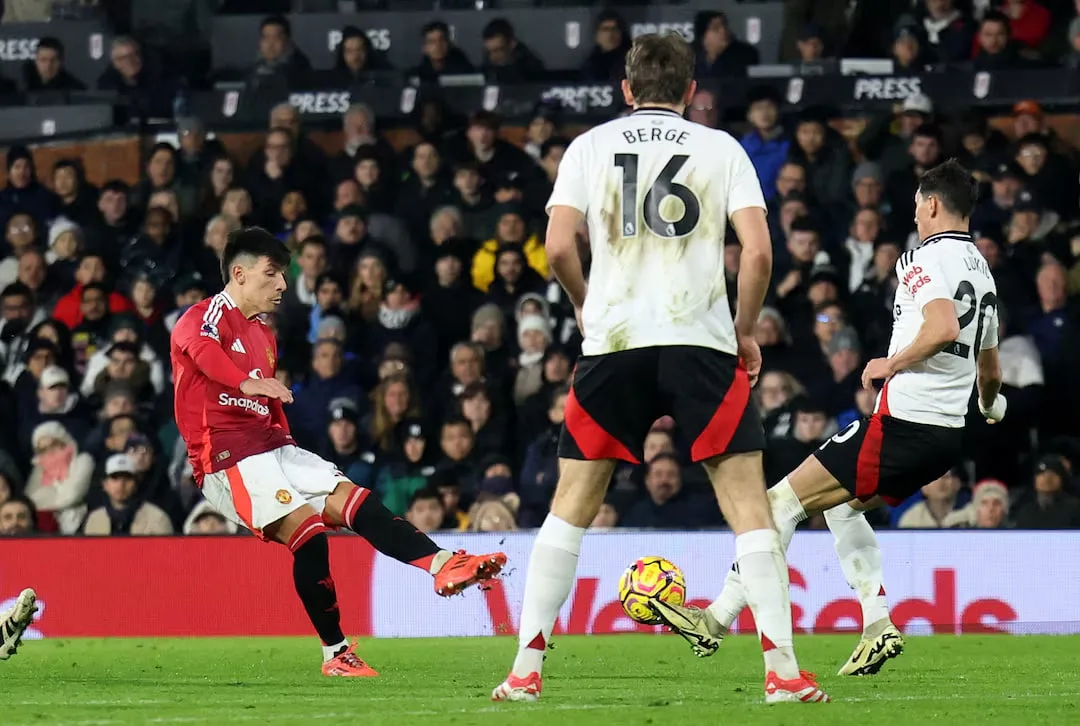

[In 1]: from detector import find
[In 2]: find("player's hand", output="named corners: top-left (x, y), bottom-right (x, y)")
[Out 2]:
top-left (776, 269), bottom-right (801, 298)
top-left (240, 377), bottom-right (294, 403)
top-left (736, 334), bottom-right (761, 387)
top-left (861, 357), bottom-right (894, 391)
top-left (979, 393), bottom-right (1007, 424)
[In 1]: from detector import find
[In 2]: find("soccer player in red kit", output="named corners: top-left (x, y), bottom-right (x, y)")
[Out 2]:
top-left (171, 228), bottom-right (506, 676)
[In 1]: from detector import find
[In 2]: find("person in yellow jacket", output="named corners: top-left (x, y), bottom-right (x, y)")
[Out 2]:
top-left (471, 204), bottom-right (548, 292)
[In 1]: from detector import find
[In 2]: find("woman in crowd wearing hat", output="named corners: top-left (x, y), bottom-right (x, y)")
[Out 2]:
top-left (24, 420), bottom-right (93, 534)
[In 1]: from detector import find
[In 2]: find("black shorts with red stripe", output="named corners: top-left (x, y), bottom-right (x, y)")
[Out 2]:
top-left (812, 414), bottom-right (963, 506)
top-left (559, 345), bottom-right (765, 464)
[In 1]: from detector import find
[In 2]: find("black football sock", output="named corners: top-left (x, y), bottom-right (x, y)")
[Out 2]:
top-left (289, 521), bottom-right (346, 649)
top-left (339, 487), bottom-right (444, 572)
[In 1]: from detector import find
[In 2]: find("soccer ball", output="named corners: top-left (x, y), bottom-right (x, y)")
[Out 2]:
top-left (618, 556), bottom-right (687, 625)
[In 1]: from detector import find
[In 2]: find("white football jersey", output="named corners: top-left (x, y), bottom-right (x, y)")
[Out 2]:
top-left (879, 231), bottom-right (999, 428)
top-left (546, 108), bottom-right (766, 357)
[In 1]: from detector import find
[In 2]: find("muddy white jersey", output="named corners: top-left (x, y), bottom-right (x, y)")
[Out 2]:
top-left (880, 231), bottom-right (999, 428)
top-left (546, 107), bottom-right (766, 356)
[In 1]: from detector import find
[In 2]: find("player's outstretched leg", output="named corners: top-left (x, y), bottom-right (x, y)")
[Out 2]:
top-left (325, 484), bottom-right (506, 596)
top-left (825, 502), bottom-right (904, 676)
top-left (0, 588), bottom-right (38, 660)
top-left (492, 459), bottom-right (616, 703)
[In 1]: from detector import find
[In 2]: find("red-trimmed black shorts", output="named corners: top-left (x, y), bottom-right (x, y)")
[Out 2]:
top-left (812, 414), bottom-right (964, 506)
top-left (559, 345), bottom-right (765, 464)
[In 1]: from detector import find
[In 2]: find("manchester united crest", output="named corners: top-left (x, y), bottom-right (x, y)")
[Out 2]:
top-left (275, 489), bottom-right (292, 504)
top-left (266, 347), bottom-right (275, 369)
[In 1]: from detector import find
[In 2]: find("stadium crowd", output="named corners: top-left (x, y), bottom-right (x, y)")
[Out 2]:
top-left (0, 0), bottom-right (1078, 538)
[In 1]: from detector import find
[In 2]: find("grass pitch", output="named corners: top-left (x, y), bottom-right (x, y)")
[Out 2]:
top-left (8, 634), bottom-right (1078, 725)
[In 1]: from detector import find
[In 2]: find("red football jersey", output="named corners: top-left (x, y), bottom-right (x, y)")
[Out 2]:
top-left (170, 291), bottom-right (292, 484)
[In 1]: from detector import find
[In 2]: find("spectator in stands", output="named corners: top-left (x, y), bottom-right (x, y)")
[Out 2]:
top-left (858, 95), bottom-right (934, 184)
top-left (129, 143), bottom-right (195, 222)
top-left (331, 26), bottom-right (392, 87)
top-left (693, 11), bottom-right (760, 78)
top-left (973, 162), bottom-right (1024, 231)
top-left (245, 128), bottom-right (309, 230)
top-left (1013, 132), bottom-right (1077, 219)
top-left (795, 23), bottom-right (827, 63)
top-left (481, 18), bottom-right (545, 84)
top-left (0, 282), bottom-right (42, 384)
top-left (789, 112), bottom-right (852, 208)
top-left (1028, 261), bottom-right (1072, 363)
top-left (687, 88), bottom-right (719, 130)
top-left (0, 497), bottom-right (35, 536)
top-left (361, 373), bottom-right (419, 462)
top-left (377, 418), bottom-right (435, 516)
top-left (184, 500), bottom-right (237, 535)
top-left (331, 104), bottom-right (396, 187)
top-left (920, 0), bottom-right (975, 63)
top-left (1067, 15), bottom-right (1080, 69)
top-left (892, 23), bottom-right (934, 71)
top-left (97, 37), bottom-right (173, 119)
top-left (766, 396), bottom-right (830, 484)
top-left (0, 213), bottom-right (37, 289)
top-left (23, 37), bottom-right (86, 92)
top-left (957, 111), bottom-right (1010, 181)
top-left (741, 86), bottom-right (789, 202)
top-left (51, 161), bottom-right (98, 230)
top-left (365, 279), bottom-right (438, 390)
top-left (973, 11), bottom-right (1032, 69)
top-left (898, 467), bottom-right (969, 528)
top-left (472, 206), bottom-right (547, 293)
top-left (519, 385), bottom-right (565, 528)
top-left (951, 479), bottom-right (1011, 529)
top-left (413, 21), bottom-right (475, 82)
top-left (1012, 454), bottom-right (1080, 528)
top-left (396, 142), bottom-right (454, 245)
top-left (580, 10), bottom-right (630, 82)
top-left (175, 117), bottom-right (225, 189)
top-left (405, 487), bottom-right (445, 534)
top-left (523, 103), bottom-right (560, 162)
top-left (24, 419), bottom-right (92, 534)
top-left (623, 454), bottom-right (720, 529)
top-left (287, 338), bottom-right (361, 449)
top-left (998, 0), bottom-right (1051, 52)
top-left (21, 364), bottom-right (90, 449)
top-left (248, 15), bottom-right (312, 89)
top-left (10, 336), bottom-right (56, 409)
top-left (886, 124), bottom-right (945, 237)
top-left (809, 326), bottom-right (862, 417)
top-left (87, 181), bottom-right (133, 261)
top-left (83, 453), bottom-right (173, 536)
top-left (0, 145), bottom-right (57, 229)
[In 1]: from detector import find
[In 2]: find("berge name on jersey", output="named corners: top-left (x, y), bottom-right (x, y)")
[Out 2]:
top-left (547, 108), bottom-right (767, 357)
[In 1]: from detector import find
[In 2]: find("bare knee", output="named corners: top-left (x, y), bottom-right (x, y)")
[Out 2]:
top-left (549, 459), bottom-right (616, 528)
top-left (702, 451), bottom-right (773, 534)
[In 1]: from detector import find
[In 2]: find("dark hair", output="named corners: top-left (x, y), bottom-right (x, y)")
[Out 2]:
top-left (82, 281), bottom-right (109, 298)
top-left (101, 179), bottom-right (130, 195)
top-left (0, 281), bottom-right (31, 301)
top-left (220, 226), bottom-right (291, 283)
top-left (408, 487), bottom-right (444, 510)
top-left (314, 272), bottom-right (342, 291)
top-left (261, 14), bottom-right (291, 37)
top-left (648, 452), bottom-right (681, 470)
top-left (36, 36), bottom-right (65, 57)
top-left (422, 21), bottom-right (450, 38)
top-left (148, 142), bottom-right (176, 161)
top-left (912, 123), bottom-right (943, 144)
top-left (917, 159), bottom-right (978, 220)
top-left (299, 235), bottom-right (327, 254)
top-left (266, 126), bottom-right (294, 145)
top-left (980, 10), bottom-right (1010, 33)
top-left (541, 136), bottom-right (570, 159)
top-left (625, 33), bottom-right (695, 106)
top-left (789, 216), bottom-right (819, 236)
top-left (482, 18), bottom-right (516, 41)
top-left (441, 416), bottom-right (473, 434)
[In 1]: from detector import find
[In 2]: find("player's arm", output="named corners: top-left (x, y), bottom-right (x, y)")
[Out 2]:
top-left (727, 142), bottom-right (772, 337)
top-left (545, 138), bottom-right (589, 310)
top-left (976, 313), bottom-right (1006, 422)
top-left (171, 310), bottom-right (250, 391)
top-left (269, 396), bottom-right (293, 437)
top-left (883, 298), bottom-right (961, 375)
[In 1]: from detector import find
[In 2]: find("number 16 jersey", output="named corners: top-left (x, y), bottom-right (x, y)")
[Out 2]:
top-left (882, 231), bottom-right (999, 428)
top-left (546, 107), bottom-right (766, 358)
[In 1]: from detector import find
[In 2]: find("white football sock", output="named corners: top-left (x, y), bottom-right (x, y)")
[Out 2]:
top-left (322, 639), bottom-right (349, 662)
top-left (736, 528), bottom-right (799, 679)
top-left (510, 514), bottom-right (585, 679)
top-left (824, 502), bottom-right (890, 631)
top-left (707, 479), bottom-right (807, 630)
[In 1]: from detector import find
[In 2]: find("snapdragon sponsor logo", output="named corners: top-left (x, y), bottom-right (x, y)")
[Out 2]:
top-left (218, 393), bottom-right (269, 416)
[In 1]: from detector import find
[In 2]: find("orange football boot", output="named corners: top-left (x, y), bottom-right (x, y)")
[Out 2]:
top-left (321, 642), bottom-right (379, 677)
top-left (434, 549), bottom-right (507, 596)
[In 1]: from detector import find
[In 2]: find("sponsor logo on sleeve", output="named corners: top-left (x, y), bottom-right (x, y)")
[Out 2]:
top-left (901, 264), bottom-right (932, 295)
top-left (200, 323), bottom-right (220, 341)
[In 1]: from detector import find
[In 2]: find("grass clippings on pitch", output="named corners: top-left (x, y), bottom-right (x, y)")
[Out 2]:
top-left (8, 634), bottom-right (1079, 725)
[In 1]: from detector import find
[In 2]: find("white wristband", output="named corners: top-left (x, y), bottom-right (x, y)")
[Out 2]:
top-left (979, 394), bottom-right (1007, 423)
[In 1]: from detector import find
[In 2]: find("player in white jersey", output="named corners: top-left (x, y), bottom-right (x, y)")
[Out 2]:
top-left (492, 33), bottom-right (829, 705)
top-left (655, 159), bottom-right (1008, 676)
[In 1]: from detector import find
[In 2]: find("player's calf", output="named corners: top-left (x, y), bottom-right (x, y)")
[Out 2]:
top-left (324, 483), bottom-right (506, 595)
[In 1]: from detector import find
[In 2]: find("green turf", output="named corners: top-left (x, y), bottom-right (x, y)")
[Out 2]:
top-left (7, 634), bottom-right (1079, 725)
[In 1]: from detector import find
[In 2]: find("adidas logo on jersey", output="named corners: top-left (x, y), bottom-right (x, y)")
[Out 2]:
top-left (231, 339), bottom-right (246, 354)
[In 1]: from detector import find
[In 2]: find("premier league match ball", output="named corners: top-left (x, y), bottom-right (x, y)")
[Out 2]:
top-left (618, 556), bottom-right (687, 625)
